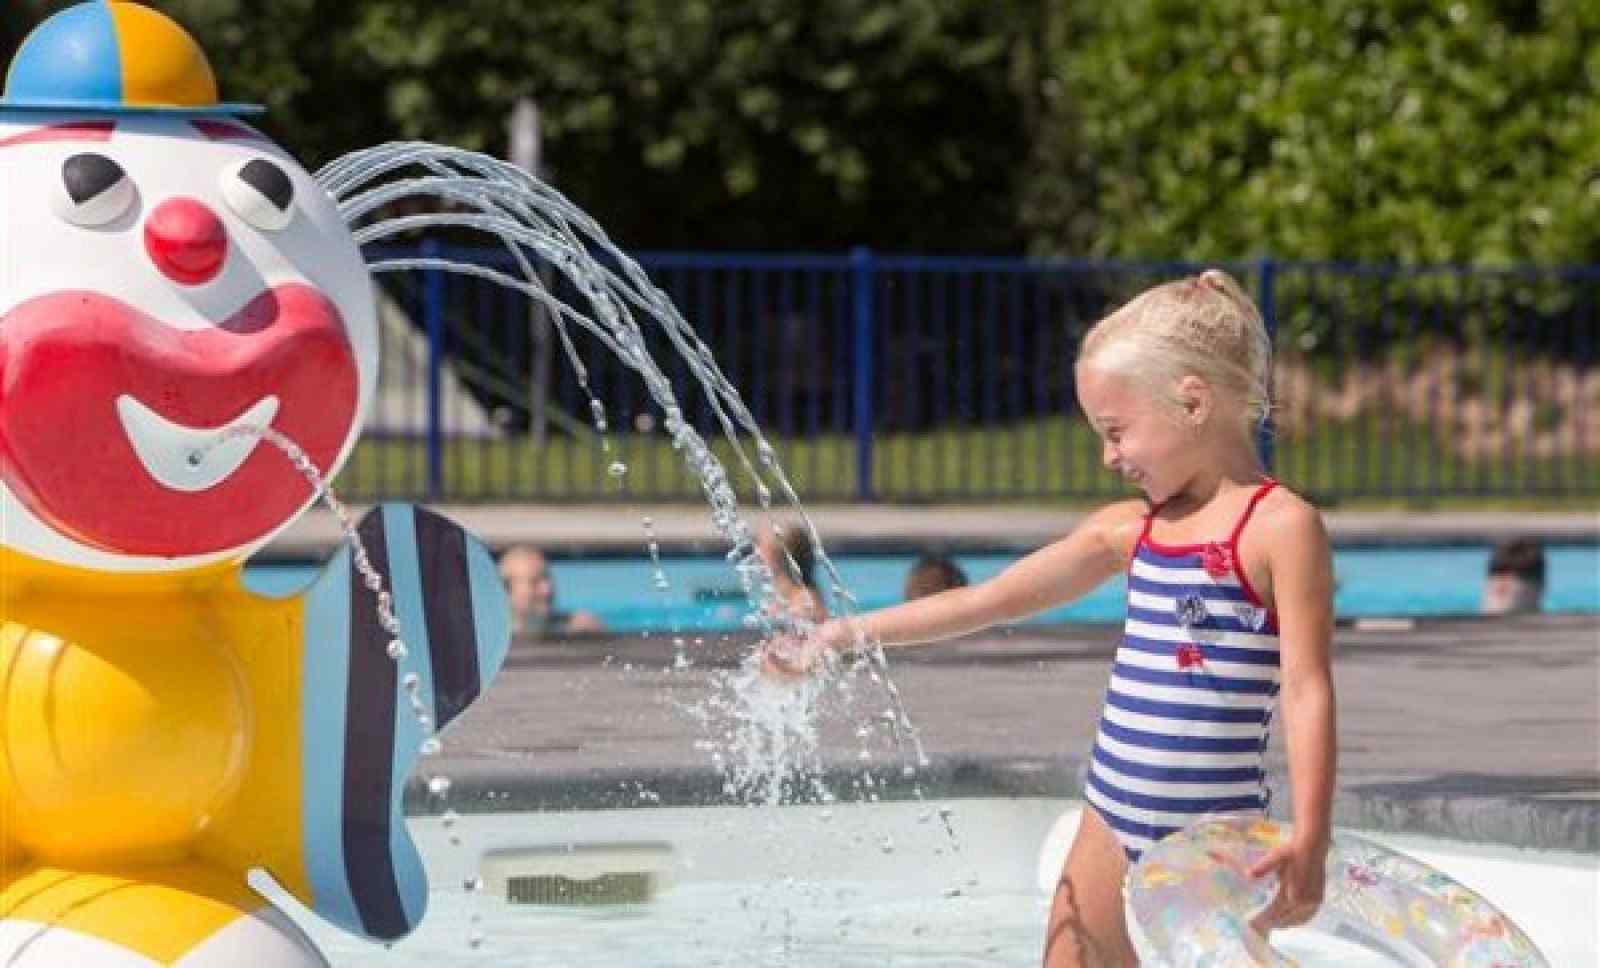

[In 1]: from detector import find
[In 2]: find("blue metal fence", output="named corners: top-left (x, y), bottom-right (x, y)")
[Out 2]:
top-left (340, 248), bottom-right (1599, 504)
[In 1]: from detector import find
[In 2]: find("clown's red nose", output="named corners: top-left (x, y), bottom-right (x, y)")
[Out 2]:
top-left (144, 197), bottom-right (228, 286)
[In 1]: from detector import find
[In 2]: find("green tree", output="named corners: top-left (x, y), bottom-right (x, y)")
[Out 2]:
top-left (328, 0), bottom-right (1031, 252)
top-left (1028, 0), bottom-right (1600, 265)
top-left (4, 0), bottom-right (1036, 253)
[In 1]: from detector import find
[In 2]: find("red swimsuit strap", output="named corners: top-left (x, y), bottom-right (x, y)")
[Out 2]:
top-left (1137, 500), bottom-right (1165, 545)
top-left (1227, 478), bottom-right (1279, 548)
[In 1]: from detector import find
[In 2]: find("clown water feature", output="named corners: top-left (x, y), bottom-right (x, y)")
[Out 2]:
top-left (0, 4), bottom-right (511, 965)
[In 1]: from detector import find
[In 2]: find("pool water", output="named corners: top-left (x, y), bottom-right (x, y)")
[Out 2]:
top-left (248, 543), bottom-right (1600, 632)
top-left (267, 800), bottom-right (1599, 967)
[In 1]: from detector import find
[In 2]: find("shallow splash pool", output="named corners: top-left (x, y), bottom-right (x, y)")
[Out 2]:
top-left (249, 543), bottom-right (1600, 632)
top-left (270, 800), bottom-right (1599, 967)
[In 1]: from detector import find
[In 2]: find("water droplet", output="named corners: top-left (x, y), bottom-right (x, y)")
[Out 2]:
top-left (441, 809), bottom-right (459, 827)
top-left (608, 461), bottom-right (628, 478)
top-left (402, 673), bottom-right (420, 694)
top-left (428, 776), bottom-right (452, 795)
top-left (420, 737), bottom-right (442, 756)
top-left (386, 639), bottom-right (408, 660)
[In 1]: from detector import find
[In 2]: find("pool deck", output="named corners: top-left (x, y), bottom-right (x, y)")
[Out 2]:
top-left (266, 503), bottom-right (1600, 557)
top-left (416, 611), bottom-right (1600, 854)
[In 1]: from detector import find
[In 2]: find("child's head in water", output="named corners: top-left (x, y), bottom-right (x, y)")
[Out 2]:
top-left (1075, 269), bottom-right (1272, 502)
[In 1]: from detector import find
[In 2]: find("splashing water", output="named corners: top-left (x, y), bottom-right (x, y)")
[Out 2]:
top-left (316, 141), bottom-right (932, 803)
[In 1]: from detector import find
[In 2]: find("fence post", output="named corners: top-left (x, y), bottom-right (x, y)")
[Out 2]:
top-left (1257, 257), bottom-right (1278, 472)
top-left (851, 247), bottom-right (877, 502)
top-left (421, 238), bottom-right (445, 500)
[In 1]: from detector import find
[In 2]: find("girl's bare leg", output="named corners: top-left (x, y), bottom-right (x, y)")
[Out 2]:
top-left (1041, 807), bottom-right (1138, 968)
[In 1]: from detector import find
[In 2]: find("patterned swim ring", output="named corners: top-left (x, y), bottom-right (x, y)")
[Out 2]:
top-left (1125, 815), bottom-right (1550, 967)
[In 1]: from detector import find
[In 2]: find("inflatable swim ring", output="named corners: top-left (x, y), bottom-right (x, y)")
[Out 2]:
top-left (1126, 815), bottom-right (1550, 967)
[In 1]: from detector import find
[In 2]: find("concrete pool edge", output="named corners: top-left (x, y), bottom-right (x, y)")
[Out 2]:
top-left (402, 754), bottom-right (1600, 855)
top-left (265, 505), bottom-right (1600, 559)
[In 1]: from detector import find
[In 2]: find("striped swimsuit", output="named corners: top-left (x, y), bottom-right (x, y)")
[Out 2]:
top-left (1085, 480), bottom-right (1282, 860)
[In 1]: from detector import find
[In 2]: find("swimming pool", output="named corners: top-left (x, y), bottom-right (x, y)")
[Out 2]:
top-left (248, 543), bottom-right (1600, 632)
top-left (268, 799), bottom-right (1598, 966)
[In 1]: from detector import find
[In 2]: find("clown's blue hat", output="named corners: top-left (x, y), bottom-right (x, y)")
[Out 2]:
top-left (2, 1), bottom-right (263, 116)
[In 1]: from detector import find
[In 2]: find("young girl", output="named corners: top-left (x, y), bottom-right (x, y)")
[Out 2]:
top-left (764, 270), bottom-right (1336, 967)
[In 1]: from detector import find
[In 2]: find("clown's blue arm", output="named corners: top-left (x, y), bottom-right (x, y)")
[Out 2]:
top-left (289, 504), bottom-right (512, 941)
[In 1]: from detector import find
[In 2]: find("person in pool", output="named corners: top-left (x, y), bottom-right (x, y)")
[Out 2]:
top-left (903, 554), bottom-right (969, 600)
top-left (499, 545), bottom-right (605, 638)
top-left (757, 521), bottom-right (829, 623)
top-left (1481, 536), bottom-right (1546, 615)
top-left (764, 270), bottom-right (1337, 968)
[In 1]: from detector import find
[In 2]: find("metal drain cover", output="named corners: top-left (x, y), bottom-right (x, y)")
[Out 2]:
top-left (482, 842), bottom-right (674, 905)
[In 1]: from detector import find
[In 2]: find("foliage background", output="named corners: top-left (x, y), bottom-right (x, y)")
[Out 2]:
top-left (4, 0), bottom-right (1596, 261)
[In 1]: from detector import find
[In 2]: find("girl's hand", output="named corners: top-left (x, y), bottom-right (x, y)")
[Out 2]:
top-left (1247, 834), bottom-right (1328, 936)
top-left (759, 619), bottom-right (849, 679)
top-left (759, 633), bottom-right (821, 679)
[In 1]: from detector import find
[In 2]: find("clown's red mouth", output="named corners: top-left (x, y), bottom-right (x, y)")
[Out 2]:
top-left (0, 284), bottom-right (357, 556)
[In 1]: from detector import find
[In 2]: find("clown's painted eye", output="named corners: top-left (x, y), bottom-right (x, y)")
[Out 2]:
top-left (53, 153), bottom-right (136, 227)
top-left (221, 158), bottom-right (295, 231)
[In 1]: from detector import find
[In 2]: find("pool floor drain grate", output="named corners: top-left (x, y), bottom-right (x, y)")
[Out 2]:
top-left (506, 871), bottom-right (654, 905)
top-left (482, 842), bottom-right (674, 906)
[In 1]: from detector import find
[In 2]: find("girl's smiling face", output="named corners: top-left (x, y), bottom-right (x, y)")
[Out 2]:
top-left (1076, 365), bottom-right (1201, 501)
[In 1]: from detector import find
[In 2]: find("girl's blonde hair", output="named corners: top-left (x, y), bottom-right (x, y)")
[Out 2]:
top-left (1077, 269), bottom-right (1272, 434)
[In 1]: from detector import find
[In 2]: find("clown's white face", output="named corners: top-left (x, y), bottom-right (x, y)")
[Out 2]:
top-left (0, 112), bottom-right (376, 571)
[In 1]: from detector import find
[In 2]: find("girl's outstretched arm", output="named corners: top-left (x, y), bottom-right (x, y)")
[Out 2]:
top-left (1247, 498), bottom-right (1337, 934)
top-left (767, 500), bottom-right (1146, 674)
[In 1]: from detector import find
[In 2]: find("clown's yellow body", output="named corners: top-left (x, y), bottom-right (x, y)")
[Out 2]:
top-left (1, 549), bottom-right (314, 960)
top-left (0, 501), bottom-right (511, 966)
